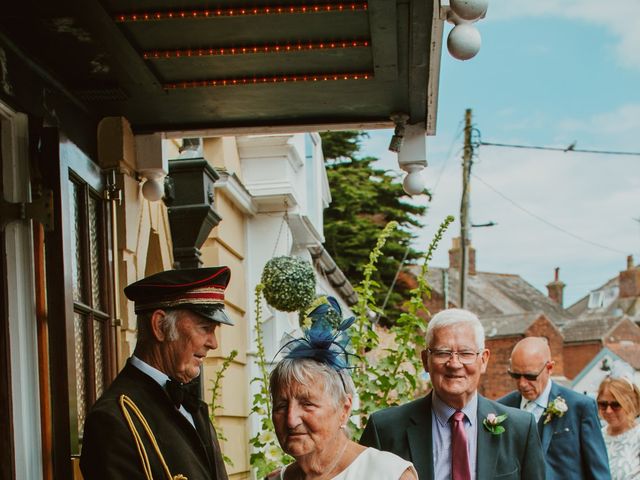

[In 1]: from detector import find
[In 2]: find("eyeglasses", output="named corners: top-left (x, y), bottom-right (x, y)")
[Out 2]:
top-left (507, 363), bottom-right (549, 381)
top-left (597, 401), bottom-right (622, 411)
top-left (428, 349), bottom-right (481, 365)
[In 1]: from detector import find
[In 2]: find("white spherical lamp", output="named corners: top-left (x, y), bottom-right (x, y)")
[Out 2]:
top-left (447, 23), bottom-right (481, 61)
top-left (450, 0), bottom-right (488, 21)
top-left (402, 166), bottom-right (425, 196)
top-left (142, 177), bottom-right (165, 201)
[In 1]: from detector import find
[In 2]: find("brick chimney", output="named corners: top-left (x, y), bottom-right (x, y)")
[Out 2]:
top-left (448, 237), bottom-right (476, 275)
top-left (546, 267), bottom-right (565, 307)
top-left (619, 255), bottom-right (640, 298)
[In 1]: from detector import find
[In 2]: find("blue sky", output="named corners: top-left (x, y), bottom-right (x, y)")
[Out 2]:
top-left (361, 0), bottom-right (640, 306)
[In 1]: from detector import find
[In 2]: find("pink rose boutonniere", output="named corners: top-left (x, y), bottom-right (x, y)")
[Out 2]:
top-left (543, 396), bottom-right (568, 424)
top-left (483, 413), bottom-right (507, 435)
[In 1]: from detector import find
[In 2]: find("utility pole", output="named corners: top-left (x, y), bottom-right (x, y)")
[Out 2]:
top-left (460, 109), bottom-right (473, 308)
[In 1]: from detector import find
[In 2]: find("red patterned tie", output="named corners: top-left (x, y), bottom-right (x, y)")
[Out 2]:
top-left (451, 410), bottom-right (471, 480)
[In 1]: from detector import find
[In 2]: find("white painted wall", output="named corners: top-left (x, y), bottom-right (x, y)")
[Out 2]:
top-left (234, 132), bottom-right (353, 478)
top-left (571, 350), bottom-right (639, 398)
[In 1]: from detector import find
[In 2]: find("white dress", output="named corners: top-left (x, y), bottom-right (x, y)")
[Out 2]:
top-left (602, 423), bottom-right (640, 480)
top-left (278, 447), bottom-right (416, 479)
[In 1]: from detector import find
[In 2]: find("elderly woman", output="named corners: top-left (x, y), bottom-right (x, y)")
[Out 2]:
top-left (597, 377), bottom-right (640, 480)
top-left (267, 299), bottom-right (417, 480)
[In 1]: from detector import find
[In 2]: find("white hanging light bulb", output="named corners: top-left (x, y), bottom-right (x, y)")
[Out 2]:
top-left (447, 23), bottom-right (481, 61)
top-left (450, 0), bottom-right (488, 21)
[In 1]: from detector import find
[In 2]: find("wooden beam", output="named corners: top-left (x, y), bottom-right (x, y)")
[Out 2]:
top-left (368, 0), bottom-right (398, 81)
top-left (407, 0), bottom-right (432, 126)
top-left (70, 0), bottom-right (163, 96)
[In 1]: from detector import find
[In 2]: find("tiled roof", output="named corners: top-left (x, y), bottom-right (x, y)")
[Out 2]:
top-left (417, 266), bottom-right (573, 330)
top-left (560, 316), bottom-right (621, 343)
top-left (568, 267), bottom-right (640, 319)
top-left (480, 312), bottom-right (549, 338)
top-left (607, 342), bottom-right (640, 370)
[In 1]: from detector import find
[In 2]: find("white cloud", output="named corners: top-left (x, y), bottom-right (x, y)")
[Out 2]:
top-left (361, 105), bottom-right (640, 307)
top-left (558, 103), bottom-right (640, 141)
top-left (487, 0), bottom-right (640, 71)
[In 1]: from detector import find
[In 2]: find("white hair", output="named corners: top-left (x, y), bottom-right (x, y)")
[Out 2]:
top-left (136, 309), bottom-right (182, 343)
top-left (269, 357), bottom-right (355, 410)
top-left (426, 308), bottom-right (485, 350)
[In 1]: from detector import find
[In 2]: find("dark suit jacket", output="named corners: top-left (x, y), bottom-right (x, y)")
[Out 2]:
top-left (498, 382), bottom-right (610, 480)
top-left (80, 362), bottom-right (228, 480)
top-left (359, 393), bottom-right (545, 480)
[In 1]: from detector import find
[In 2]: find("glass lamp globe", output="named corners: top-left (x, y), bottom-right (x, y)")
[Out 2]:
top-left (402, 168), bottom-right (425, 196)
top-left (450, 0), bottom-right (488, 21)
top-left (447, 23), bottom-right (481, 61)
top-left (142, 178), bottom-right (164, 201)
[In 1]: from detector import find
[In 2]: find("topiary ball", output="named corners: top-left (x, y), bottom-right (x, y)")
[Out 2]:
top-left (261, 256), bottom-right (316, 312)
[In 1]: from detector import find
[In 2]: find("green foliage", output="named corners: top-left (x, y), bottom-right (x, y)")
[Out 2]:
top-left (247, 217), bottom-right (453, 475)
top-left (261, 256), bottom-right (316, 312)
top-left (350, 216), bottom-right (454, 437)
top-left (209, 349), bottom-right (238, 467)
top-left (320, 130), bottom-right (368, 161)
top-left (248, 284), bottom-right (293, 477)
top-left (320, 131), bottom-right (429, 325)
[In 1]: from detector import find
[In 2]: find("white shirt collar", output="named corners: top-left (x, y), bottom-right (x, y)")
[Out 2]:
top-left (130, 355), bottom-right (171, 388)
top-left (519, 379), bottom-right (553, 409)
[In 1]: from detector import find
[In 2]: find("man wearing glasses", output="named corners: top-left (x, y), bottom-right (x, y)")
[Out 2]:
top-left (498, 337), bottom-right (611, 480)
top-left (360, 308), bottom-right (545, 479)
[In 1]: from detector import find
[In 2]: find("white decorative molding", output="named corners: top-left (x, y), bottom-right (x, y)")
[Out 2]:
top-left (214, 170), bottom-right (257, 216)
top-left (238, 134), bottom-right (306, 210)
top-left (288, 213), bottom-right (323, 247)
top-left (237, 134), bottom-right (303, 170)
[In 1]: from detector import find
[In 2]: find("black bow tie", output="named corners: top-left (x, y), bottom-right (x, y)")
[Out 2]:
top-left (165, 378), bottom-right (201, 413)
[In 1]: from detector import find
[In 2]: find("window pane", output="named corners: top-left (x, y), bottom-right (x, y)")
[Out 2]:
top-left (70, 181), bottom-right (85, 302)
top-left (88, 195), bottom-right (103, 311)
top-left (93, 319), bottom-right (104, 398)
top-left (73, 312), bottom-right (87, 439)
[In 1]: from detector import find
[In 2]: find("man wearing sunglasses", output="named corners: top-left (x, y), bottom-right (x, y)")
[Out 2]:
top-left (498, 337), bottom-right (610, 480)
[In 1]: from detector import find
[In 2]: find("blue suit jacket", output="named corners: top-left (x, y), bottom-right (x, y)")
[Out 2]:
top-left (360, 393), bottom-right (545, 480)
top-left (498, 382), bottom-right (610, 480)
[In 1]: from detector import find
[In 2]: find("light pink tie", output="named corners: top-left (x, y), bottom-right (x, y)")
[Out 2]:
top-left (451, 411), bottom-right (471, 480)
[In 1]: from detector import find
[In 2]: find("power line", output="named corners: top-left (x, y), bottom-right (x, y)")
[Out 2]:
top-left (479, 141), bottom-right (640, 157)
top-left (471, 173), bottom-right (629, 255)
top-left (432, 124), bottom-right (465, 195)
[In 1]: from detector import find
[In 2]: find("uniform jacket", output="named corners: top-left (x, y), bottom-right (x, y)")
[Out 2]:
top-left (80, 361), bottom-right (228, 480)
top-left (359, 393), bottom-right (545, 480)
top-left (498, 382), bottom-right (610, 480)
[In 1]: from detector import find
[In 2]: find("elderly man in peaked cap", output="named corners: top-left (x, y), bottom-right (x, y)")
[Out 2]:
top-left (80, 267), bottom-right (232, 480)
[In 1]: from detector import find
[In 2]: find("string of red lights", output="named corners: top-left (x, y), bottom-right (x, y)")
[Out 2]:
top-left (164, 72), bottom-right (372, 89)
top-left (114, 2), bottom-right (368, 23)
top-left (143, 40), bottom-right (370, 59)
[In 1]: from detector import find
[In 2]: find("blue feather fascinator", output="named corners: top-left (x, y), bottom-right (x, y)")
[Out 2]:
top-left (277, 296), bottom-right (355, 371)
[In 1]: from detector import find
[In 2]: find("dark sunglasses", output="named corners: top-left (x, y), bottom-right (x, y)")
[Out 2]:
top-left (597, 401), bottom-right (622, 411)
top-left (507, 363), bottom-right (548, 381)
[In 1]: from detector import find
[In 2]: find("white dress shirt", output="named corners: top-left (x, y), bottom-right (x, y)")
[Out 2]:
top-left (130, 355), bottom-right (196, 429)
top-left (519, 379), bottom-right (552, 423)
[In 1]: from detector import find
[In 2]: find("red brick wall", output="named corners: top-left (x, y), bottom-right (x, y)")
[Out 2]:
top-left (563, 342), bottom-right (602, 379)
top-left (423, 291), bottom-right (451, 316)
top-left (619, 268), bottom-right (640, 298)
top-left (480, 316), bottom-right (565, 399)
top-left (525, 315), bottom-right (565, 377)
top-left (482, 336), bottom-right (520, 399)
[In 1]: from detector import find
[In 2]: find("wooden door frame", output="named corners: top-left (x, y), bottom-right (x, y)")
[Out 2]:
top-left (41, 128), bottom-right (116, 477)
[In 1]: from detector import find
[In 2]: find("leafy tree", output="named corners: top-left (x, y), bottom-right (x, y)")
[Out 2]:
top-left (320, 131), bottom-right (428, 325)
